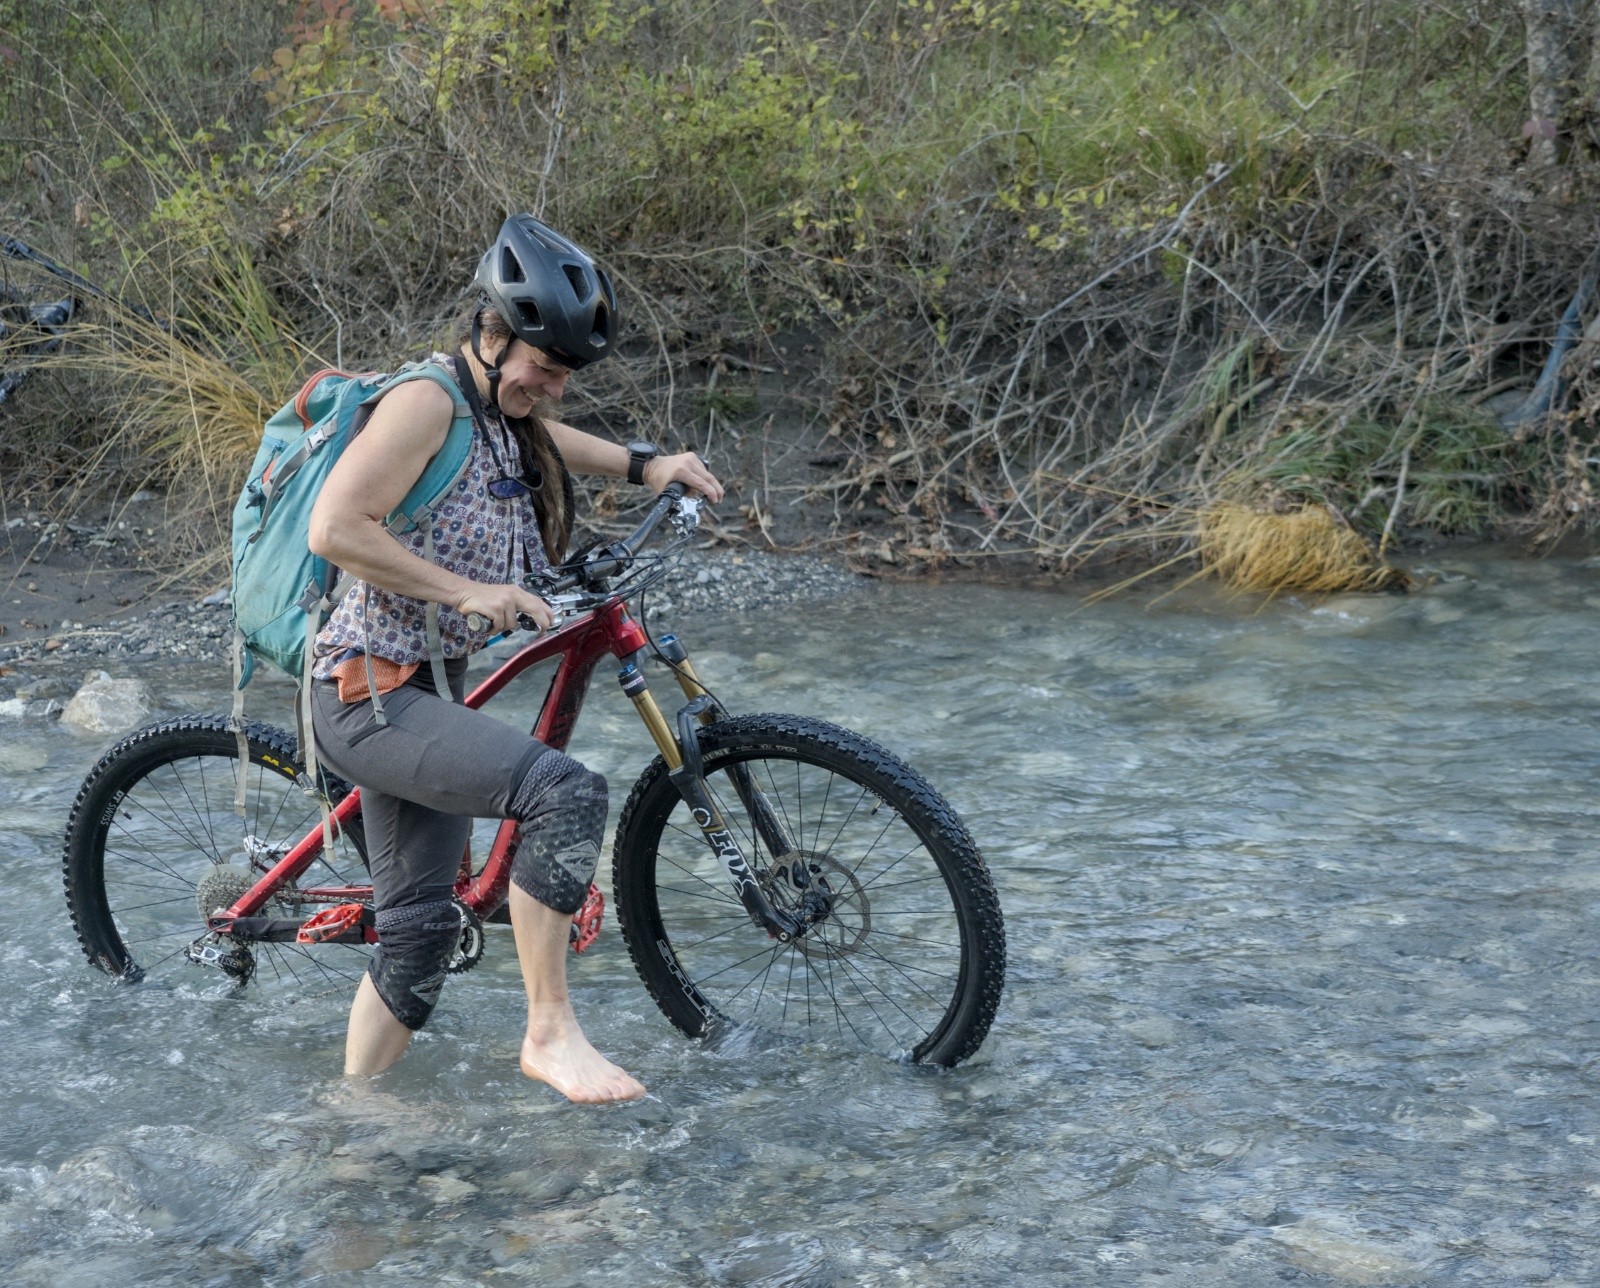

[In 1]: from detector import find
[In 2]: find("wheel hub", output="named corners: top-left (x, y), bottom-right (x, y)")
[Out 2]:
top-left (762, 851), bottom-right (871, 960)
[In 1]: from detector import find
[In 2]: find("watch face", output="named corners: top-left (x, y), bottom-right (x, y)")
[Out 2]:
top-left (628, 441), bottom-right (659, 458)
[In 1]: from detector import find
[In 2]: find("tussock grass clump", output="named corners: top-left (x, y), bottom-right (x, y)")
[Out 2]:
top-left (1197, 502), bottom-right (1408, 595)
top-left (0, 248), bottom-right (304, 570)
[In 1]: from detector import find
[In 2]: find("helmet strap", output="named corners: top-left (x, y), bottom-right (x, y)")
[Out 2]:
top-left (470, 310), bottom-right (504, 411)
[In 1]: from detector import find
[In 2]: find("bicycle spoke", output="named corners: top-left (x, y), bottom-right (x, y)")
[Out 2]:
top-left (687, 940), bottom-right (786, 986)
top-left (850, 942), bottom-right (956, 1008)
top-left (811, 770), bottom-right (833, 856)
top-left (655, 883), bottom-right (743, 907)
top-left (857, 841), bottom-right (931, 894)
top-left (830, 948), bottom-right (926, 1041)
top-left (121, 786), bottom-right (218, 863)
top-left (821, 783), bottom-right (872, 859)
top-left (626, 724), bottom-right (1000, 1066)
top-left (191, 756), bottom-right (223, 860)
top-left (659, 848), bottom-right (736, 901)
top-left (102, 845), bottom-right (198, 889)
top-left (110, 894), bottom-right (198, 915)
top-left (747, 941), bottom-right (783, 1015)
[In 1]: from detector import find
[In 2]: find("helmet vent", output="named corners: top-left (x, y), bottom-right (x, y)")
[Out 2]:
top-left (562, 264), bottom-right (591, 303)
top-left (515, 300), bottom-right (543, 332)
top-left (500, 247), bottom-right (526, 284)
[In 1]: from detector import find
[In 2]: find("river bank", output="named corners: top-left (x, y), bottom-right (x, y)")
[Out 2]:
top-left (0, 498), bottom-right (867, 689)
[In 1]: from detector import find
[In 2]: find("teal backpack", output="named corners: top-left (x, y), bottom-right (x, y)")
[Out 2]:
top-left (227, 359), bottom-right (476, 805)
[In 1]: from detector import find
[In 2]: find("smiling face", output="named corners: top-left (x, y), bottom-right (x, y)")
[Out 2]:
top-left (491, 338), bottom-right (572, 417)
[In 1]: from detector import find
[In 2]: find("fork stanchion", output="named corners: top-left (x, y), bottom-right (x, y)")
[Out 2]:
top-left (617, 662), bottom-right (683, 770)
top-left (656, 633), bottom-right (713, 710)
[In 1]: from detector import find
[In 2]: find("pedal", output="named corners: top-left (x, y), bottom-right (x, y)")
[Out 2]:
top-left (444, 900), bottom-right (485, 973)
top-left (296, 902), bottom-right (370, 945)
top-left (569, 882), bottom-right (604, 954)
top-left (185, 935), bottom-right (255, 982)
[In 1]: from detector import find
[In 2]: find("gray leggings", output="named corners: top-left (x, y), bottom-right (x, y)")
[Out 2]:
top-left (309, 660), bottom-right (608, 1027)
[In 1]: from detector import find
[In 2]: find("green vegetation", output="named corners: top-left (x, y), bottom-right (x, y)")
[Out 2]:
top-left (1, 0), bottom-right (1597, 573)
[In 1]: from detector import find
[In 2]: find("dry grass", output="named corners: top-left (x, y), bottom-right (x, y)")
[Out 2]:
top-left (2, 0), bottom-right (1593, 576)
top-left (2, 300), bottom-right (304, 575)
top-left (1196, 502), bottom-right (1409, 595)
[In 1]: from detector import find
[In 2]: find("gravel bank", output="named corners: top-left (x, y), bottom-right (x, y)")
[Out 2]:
top-left (0, 545), bottom-right (866, 684)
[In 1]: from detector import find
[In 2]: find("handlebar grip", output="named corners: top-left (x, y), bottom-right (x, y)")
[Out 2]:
top-left (466, 610), bottom-right (543, 633)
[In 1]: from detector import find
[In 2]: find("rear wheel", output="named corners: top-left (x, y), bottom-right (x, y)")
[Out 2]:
top-left (612, 714), bottom-right (1005, 1066)
top-left (63, 716), bottom-right (373, 995)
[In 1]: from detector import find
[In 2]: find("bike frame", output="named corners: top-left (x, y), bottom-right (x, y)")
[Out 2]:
top-left (209, 597), bottom-right (653, 934)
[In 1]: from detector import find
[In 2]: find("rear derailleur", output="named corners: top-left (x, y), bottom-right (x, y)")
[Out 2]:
top-left (184, 934), bottom-right (255, 984)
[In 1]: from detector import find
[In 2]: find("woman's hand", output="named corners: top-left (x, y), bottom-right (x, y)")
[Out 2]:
top-left (644, 452), bottom-right (724, 503)
top-left (457, 584), bottom-right (554, 634)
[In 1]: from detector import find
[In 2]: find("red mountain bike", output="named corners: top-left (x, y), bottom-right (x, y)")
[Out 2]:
top-left (63, 486), bottom-right (1006, 1065)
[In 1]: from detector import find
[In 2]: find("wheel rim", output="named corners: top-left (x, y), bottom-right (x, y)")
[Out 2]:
top-left (643, 749), bottom-right (971, 1061)
top-left (88, 742), bottom-right (372, 994)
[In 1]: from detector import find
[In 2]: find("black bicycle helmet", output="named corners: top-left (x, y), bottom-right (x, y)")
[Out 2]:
top-left (474, 214), bottom-right (616, 371)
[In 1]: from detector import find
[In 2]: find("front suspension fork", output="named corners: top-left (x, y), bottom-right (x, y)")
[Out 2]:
top-left (617, 645), bottom-right (803, 942)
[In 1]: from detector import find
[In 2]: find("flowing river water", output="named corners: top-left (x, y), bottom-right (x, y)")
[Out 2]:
top-left (3, 549), bottom-right (1599, 1284)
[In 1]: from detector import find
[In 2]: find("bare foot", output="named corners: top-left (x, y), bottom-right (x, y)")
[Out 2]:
top-left (519, 1006), bottom-right (646, 1104)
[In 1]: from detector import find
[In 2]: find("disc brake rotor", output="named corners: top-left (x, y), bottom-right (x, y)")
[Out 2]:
top-left (762, 851), bottom-right (871, 960)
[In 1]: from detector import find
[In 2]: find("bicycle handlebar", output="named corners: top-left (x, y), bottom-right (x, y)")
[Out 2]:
top-left (622, 481), bottom-right (688, 556)
top-left (536, 481), bottom-right (692, 596)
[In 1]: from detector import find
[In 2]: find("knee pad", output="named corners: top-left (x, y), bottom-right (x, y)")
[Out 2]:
top-left (368, 900), bottom-right (464, 1030)
top-left (508, 750), bottom-right (608, 915)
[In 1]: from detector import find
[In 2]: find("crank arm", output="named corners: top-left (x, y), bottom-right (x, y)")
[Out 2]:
top-left (207, 913), bottom-right (374, 944)
top-left (665, 761), bottom-right (803, 942)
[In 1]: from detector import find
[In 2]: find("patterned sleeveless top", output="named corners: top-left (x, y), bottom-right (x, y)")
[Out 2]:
top-left (311, 357), bottom-right (551, 678)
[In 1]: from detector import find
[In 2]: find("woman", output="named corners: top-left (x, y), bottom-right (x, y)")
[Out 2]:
top-left (306, 214), bottom-right (722, 1103)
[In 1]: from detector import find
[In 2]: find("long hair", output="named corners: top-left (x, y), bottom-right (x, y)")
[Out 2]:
top-left (452, 306), bottom-right (573, 560)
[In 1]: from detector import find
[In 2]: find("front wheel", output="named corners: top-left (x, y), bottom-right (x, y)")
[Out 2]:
top-left (612, 714), bottom-right (1005, 1066)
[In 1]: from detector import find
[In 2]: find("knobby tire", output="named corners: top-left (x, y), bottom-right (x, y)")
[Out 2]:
top-left (62, 716), bottom-right (372, 993)
top-left (612, 714), bottom-right (1005, 1066)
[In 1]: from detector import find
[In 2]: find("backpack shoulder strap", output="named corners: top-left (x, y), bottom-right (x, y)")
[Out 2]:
top-left (368, 360), bottom-right (477, 534)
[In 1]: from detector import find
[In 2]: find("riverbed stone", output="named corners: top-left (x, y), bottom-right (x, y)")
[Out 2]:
top-left (1272, 1223), bottom-right (1431, 1283)
top-left (61, 670), bottom-right (154, 734)
top-left (15, 676), bottom-right (75, 701)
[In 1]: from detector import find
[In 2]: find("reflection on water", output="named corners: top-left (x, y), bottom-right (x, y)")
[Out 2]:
top-left (5, 549), bottom-right (1600, 1283)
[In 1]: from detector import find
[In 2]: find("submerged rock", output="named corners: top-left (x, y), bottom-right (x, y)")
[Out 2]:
top-left (0, 696), bottom-right (60, 721)
top-left (60, 671), bottom-right (153, 735)
top-left (1273, 1223), bottom-right (1432, 1283)
top-left (14, 676), bottom-right (75, 701)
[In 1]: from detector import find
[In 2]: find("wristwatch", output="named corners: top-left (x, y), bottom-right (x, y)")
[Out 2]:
top-left (626, 441), bottom-right (661, 486)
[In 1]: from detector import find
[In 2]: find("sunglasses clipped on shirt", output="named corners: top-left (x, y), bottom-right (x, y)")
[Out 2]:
top-left (487, 465), bottom-right (543, 500)
top-left (482, 418), bottom-right (543, 499)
